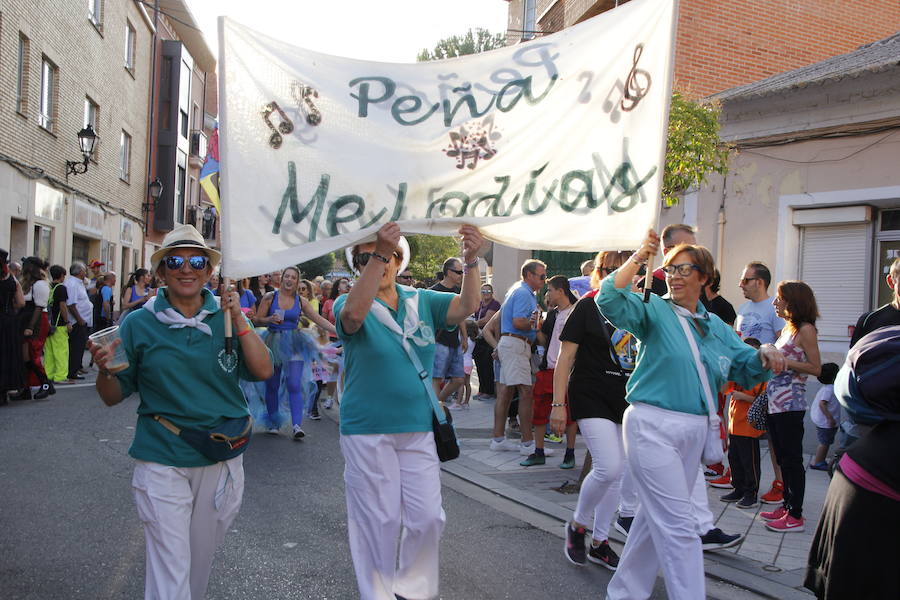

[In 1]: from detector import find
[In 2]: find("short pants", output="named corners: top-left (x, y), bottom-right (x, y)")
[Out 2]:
top-left (531, 369), bottom-right (574, 427)
top-left (432, 342), bottom-right (464, 379)
top-left (816, 426), bottom-right (838, 446)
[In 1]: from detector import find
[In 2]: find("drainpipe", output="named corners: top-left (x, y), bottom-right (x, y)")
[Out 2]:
top-left (716, 174), bottom-right (727, 271)
top-left (143, 0), bottom-right (160, 253)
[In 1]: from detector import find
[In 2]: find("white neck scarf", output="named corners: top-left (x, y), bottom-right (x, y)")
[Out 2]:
top-left (368, 286), bottom-right (435, 348)
top-left (143, 295), bottom-right (213, 336)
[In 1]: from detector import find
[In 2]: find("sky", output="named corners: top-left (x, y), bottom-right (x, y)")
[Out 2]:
top-left (188, 0), bottom-right (510, 64)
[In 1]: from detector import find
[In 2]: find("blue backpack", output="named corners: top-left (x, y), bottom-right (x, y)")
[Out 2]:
top-left (835, 325), bottom-right (900, 425)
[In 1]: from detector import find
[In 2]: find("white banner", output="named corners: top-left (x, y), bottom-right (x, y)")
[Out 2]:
top-left (218, 0), bottom-right (675, 278)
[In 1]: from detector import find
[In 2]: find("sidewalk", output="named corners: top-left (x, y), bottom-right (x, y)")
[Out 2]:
top-left (446, 394), bottom-right (823, 599)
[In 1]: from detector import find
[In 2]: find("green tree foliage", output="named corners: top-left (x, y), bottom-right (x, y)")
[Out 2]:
top-left (663, 91), bottom-right (731, 207)
top-left (298, 252), bottom-right (335, 279)
top-left (406, 235), bottom-right (460, 282)
top-left (417, 28), bottom-right (506, 62)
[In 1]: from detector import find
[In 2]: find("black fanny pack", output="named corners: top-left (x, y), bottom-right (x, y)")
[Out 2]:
top-left (153, 415), bottom-right (252, 462)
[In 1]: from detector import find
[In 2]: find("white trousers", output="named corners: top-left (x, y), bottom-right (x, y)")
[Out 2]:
top-left (618, 466), bottom-right (639, 518)
top-left (607, 403), bottom-right (707, 600)
top-left (573, 418), bottom-right (624, 541)
top-left (341, 432), bottom-right (446, 600)
top-left (131, 456), bottom-right (244, 600)
top-left (691, 465), bottom-right (715, 535)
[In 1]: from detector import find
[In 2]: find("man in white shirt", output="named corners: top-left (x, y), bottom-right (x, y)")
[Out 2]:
top-left (735, 262), bottom-right (784, 344)
top-left (64, 262), bottom-right (93, 381)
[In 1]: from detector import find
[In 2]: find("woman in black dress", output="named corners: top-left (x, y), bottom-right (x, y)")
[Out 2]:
top-left (0, 249), bottom-right (26, 404)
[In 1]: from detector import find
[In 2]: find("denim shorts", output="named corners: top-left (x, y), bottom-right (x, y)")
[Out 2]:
top-left (816, 426), bottom-right (837, 446)
top-left (432, 342), bottom-right (464, 379)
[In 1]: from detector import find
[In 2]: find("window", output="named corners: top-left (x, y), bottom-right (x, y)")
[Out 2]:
top-left (119, 131), bottom-right (132, 182)
top-left (16, 34), bottom-right (30, 114)
top-left (39, 57), bottom-right (57, 131)
top-left (523, 0), bottom-right (537, 41)
top-left (175, 162), bottom-right (186, 224)
top-left (84, 98), bottom-right (99, 159)
top-left (34, 225), bottom-right (53, 262)
top-left (88, 0), bottom-right (103, 28)
top-left (125, 21), bottom-right (136, 71)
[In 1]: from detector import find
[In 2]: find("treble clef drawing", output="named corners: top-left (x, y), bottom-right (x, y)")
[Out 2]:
top-left (621, 44), bottom-right (651, 112)
top-left (291, 82), bottom-right (323, 127)
top-left (260, 101), bottom-right (294, 149)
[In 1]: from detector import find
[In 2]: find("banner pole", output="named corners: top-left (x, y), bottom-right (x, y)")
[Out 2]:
top-left (643, 0), bottom-right (680, 302)
top-left (217, 16), bottom-right (235, 354)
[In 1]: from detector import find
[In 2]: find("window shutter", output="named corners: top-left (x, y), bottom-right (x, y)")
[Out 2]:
top-left (799, 224), bottom-right (868, 341)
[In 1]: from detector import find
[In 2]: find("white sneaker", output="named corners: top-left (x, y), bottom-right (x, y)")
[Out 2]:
top-left (266, 427), bottom-right (279, 435)
top-left (322, 397), bottom-right (333, 409)
top-left (292, 425), bottom-right (305, 440)
top-left (490, 438), bottom-right (519, 452)
top-left (448, 403), bottom-right (464, 411)
top-left (520, 442), bottom-right (554, 456)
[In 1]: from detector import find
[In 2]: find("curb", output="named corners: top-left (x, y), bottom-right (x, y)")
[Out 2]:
top-left (441, 456), bottom-right (814, 600)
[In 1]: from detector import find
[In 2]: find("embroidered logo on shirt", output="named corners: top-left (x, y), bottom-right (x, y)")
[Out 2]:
top-left (218, 349), bottom-right (238, 373)
top-left (718, 356), bottom-right (732, 378)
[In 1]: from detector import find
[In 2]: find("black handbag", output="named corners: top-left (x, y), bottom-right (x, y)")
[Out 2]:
top-left (432, 405), bottom-right (460, 462)
top-left (747, 391), bottom-right (769, 431)
top-left (154, 415), bottom-right (252, 462)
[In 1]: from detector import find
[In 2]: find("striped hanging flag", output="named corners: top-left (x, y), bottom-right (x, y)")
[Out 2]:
top-left (199, 124), bottom-right (221, 212)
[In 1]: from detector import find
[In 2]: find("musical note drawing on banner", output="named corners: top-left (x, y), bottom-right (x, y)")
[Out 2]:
top-left (443, 114), bottom-right (501, 170)
top-left (621, 44), bottom-right (651, 112)
top-left (261, 101), bottom-right (294, 149)
top-left (291, 82), bottom-right (323, 126)
top-left (602, 80), bottom-right (624, 123)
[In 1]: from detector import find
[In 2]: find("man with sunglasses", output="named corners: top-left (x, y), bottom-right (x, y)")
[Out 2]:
top-left (736, 262), bottom-right (784, 345)
top-left (396, 269), bottom-right (414, 285)
top-left (490, 259), bottom-right (549, 456)
top-left (430, 257), bottom-right (469, 407)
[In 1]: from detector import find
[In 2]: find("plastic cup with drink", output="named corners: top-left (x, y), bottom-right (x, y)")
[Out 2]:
top-left (273, 308), bottom-right (286, 324)
top-left (89, 325), bottom-right (130, 373)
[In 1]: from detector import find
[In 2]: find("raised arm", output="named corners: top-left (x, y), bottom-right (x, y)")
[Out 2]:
top-left (340, 223), bottom-right (401, 335)
top-left (300, 296), bottom-right (336, 334)
top-left (444, 225), bottom-right (485, 325)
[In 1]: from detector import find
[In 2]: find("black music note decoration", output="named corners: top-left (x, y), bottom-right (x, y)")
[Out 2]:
top-left (621, 44), bottom-right (651, 112)
top-left (261, 102), bottom-right (294, 149)
top-left (291, 82), bottom-right (323, 126)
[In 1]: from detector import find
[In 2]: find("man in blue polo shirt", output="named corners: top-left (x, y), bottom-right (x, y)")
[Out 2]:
top-left (491, 259), bottom-right (548, 456)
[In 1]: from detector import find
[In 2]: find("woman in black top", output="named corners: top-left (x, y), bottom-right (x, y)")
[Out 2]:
top-left (553, 250), bottom-right (636, 569)
top-left (0, 249), bottom-right (25, 402)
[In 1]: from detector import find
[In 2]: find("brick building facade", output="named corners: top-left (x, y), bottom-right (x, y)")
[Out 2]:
top-left (507, 0), bottom-right (900, 97)
top-left (0, 0), bottom-right (154, 283)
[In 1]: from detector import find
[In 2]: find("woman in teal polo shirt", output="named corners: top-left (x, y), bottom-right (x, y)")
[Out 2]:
top-left (89, 224), bottom-right (273, 600)
top-left (335, 222), bottom-right (483, 600)
top-left (599, 230), bottom-right (785, 600)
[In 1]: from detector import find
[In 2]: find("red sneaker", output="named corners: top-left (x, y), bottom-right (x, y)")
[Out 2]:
top-left (704, 463), bottom-right (725, 478)
top-left (760, 506), bottom-right (788, 521)
top-left (760, 480), bottom-right (784, 504)
top-left (708, 468), bottom-right (732, 489)
top-left (765, 514), bottom-right (805, 533)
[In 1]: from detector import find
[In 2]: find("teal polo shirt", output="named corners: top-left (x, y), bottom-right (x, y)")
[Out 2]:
top-left (334, 286), bottom-right (455, 435)
top-left (117, 288), bottom-right (272, 467)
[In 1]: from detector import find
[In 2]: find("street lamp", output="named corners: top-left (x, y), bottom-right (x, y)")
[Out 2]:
top-left (142, 177), bottom-right (164, 231)
top-left (64, 125), bottom-right (98, 180)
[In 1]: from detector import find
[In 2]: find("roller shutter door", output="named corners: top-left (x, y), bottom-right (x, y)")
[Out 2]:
top-left (799, 224), bottom-right (868, 341)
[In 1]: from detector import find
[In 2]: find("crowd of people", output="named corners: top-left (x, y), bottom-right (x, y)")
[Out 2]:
top-left (3, 217), bottom-right (899, 600)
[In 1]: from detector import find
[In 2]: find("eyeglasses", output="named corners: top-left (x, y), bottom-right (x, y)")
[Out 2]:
top-left (448, 269), bottom-right (463, 275)
top-left (537, 273), bottom-right (547, 280)
top-left (163, 255), bottom-right (209, 271)
top-left (662, 263), bottom-right (701, 277)
top-left (480, 289), bottom-right (492, 294)
top-left (740, 277), bottom-right (760, 285)
top-left (397, 274), bottom-right (412, 280)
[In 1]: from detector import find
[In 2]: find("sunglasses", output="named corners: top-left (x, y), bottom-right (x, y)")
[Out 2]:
top-left (163, 255), bottom-right (209, 271)
top-left (448, 269), bottom-right (464, 275)
top-left (480, 289), bottom-right (492, 294)
top-left (355, 251), bottom-right (400, 268)
top-left (397, 274), bottom-right (413, 279)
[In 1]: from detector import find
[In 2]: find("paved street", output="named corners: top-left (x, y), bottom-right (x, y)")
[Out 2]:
top-left (1, 382), bottom-right (778, 599)
top-left (0, 383), bottom-right (620, 600)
